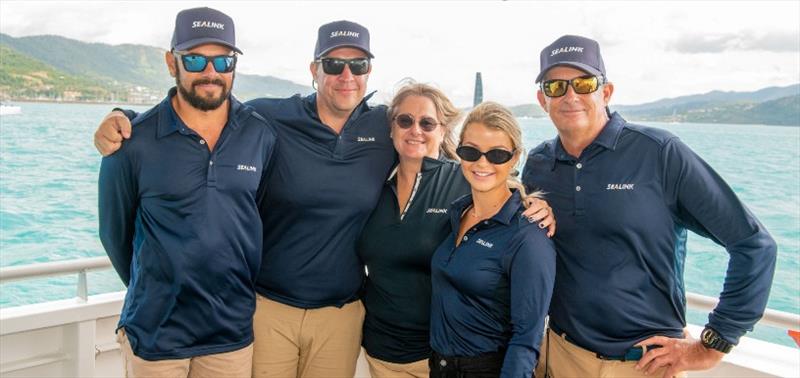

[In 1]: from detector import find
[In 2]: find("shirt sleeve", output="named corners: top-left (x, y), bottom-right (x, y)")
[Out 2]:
top-left (661, 137), bottom-right (777, 344)
top-left (98, 149), bottom-right (138, 286)
top-left (500, 226), bottom-right (557, 378)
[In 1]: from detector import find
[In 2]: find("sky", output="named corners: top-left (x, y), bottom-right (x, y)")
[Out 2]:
top-left (1, 0), bottom-right (799, 107)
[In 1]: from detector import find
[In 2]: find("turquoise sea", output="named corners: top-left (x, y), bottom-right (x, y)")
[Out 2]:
top-left (1, 102), bottom-right (798, 347)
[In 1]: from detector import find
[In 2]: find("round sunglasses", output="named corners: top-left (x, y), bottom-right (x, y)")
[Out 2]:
top-left (393, 113), bottom-right (442, 132)
top-left (456, 145), bottom-right (516, 164)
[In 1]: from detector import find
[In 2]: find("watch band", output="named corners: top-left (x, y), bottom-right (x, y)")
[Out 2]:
top-left (701, 327), bottom-right (733, 354)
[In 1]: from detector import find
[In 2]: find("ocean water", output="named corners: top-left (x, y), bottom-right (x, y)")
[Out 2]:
top-left (1, 102), bottom-right (798, 347)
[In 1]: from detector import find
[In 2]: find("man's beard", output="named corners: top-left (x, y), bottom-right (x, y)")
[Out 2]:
top-left (175, 69), bottom-right (233, 111)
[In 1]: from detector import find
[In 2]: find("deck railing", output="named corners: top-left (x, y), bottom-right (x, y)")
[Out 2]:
top-left (1, 256), bottom-right (799, 331)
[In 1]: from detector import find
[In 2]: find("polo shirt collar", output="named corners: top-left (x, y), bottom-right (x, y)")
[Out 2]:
top-left (591, 111), bottom-right (626, 151)
top-left (450, 189), bottom-right (523, 227)
top-left (156, 87), bottom-right (241, 139)
top-left (387, 154), bottom-right (451, 184)
top-left (548, 111), bottom-right (627, 169)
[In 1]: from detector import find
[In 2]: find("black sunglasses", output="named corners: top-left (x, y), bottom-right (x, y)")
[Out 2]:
top-left (456, 145), bottom-right (516, 164)
top-left (393, 113), bottom-right (441, 132)
top-left (318, 57), bottom-right (370, 75)
top-left (174, 51), bottom-right (236, 73)
top-left (541, 75), bottom-right (602, 97)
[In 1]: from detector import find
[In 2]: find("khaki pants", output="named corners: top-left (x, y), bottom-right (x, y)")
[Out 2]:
top-left (252, 295), bottom-right (365, 378)
top-left (118, 329), bottom-right (253, 378)
top-left (535, 328), bottom-right (687, 378)
top-left (364, 352), bottom-right (428, 378)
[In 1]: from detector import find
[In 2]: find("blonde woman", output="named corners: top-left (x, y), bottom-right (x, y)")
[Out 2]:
top-left (429, 102), bottom-right (556, 378)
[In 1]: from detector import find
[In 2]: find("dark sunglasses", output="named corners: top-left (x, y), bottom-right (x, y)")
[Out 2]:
top-left (393, 113), bottom-right (442, 132)
top-left (174, 51), bottom-right (237, 73)
top-left (456, 145), bottom-right (516, 164)
top-left (541, 75), bottom-right (602, 97)
top-left (318, 57), bottom-right (370, 75)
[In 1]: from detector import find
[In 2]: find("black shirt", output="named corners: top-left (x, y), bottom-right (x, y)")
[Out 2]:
top-left (358, 157), bottom-right (469, 363)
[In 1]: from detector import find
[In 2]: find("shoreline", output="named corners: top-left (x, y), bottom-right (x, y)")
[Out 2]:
top-left (2, 99), bottom-right (156, 107)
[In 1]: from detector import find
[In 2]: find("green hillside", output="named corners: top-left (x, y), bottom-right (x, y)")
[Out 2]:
top-left (0, 33), bottom-right (312, 103)
top-left (0, 44), bottom-right (125, 101)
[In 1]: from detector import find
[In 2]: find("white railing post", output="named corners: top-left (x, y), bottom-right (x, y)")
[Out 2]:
top-left (77, 269), bottom-right (88, 303)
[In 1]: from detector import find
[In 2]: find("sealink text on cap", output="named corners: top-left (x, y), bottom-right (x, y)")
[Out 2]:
top-left (536, 35), bottom-right (605, 83)
top-left (172, 7), bottom-right (242, 54)
top-left (314, 20), bottom-right (374, 59)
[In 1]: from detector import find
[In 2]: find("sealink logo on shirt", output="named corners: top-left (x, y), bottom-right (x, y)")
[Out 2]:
top-left (237, 164), bottom-right (257, 172)
top-left (192, 21), bottom-right (225, 30)
top-left (426, 208), bottom-right (448, 214)
top-left (551, 46), bottom-right (584, 56)
top-left (606, 183), bottom-right (635, 190)
top-left (357, 137), bottom-right (376, 142)
top-left (330, 30), bottom-right (359, 39)
top-left (476, 238), bottom-right (494, 248)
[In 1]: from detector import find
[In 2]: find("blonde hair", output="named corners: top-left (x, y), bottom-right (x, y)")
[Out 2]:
top-left (460, 102), bottom-right (541, 200)
top-left (388, 80), bottom-right (461, 160)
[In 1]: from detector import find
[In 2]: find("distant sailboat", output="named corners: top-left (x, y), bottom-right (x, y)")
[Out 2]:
top-left (473, 72), bottom-right (483, 107)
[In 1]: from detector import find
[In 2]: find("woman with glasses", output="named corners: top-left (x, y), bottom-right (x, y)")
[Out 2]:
top-left (357, 83), bottom-right (555, 378)
top-left (428, 102), bottom-right (557, 378)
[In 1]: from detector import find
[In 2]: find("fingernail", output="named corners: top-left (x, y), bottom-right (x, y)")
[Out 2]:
top-left (539, 223), bottom-right (545, 228)
top-left (528, 217), bottom-right (535, 223)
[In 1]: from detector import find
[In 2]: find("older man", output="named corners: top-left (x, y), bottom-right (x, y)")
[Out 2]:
top-left (98, 7), bottom-right (275, 378)
top-left (522, 35), bottom-right (777, 378)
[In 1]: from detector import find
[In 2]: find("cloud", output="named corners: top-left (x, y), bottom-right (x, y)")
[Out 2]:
top-left (670, 31), bottom-right (800, 53)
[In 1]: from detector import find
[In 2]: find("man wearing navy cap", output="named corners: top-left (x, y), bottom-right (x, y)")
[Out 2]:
top-left (95, 19), bottom-right (396, 378)
top-left (243, 19), bottom-right (396, 378)
top-left (522, 35), bottom-right (777, 377)
top-left (99, 7), bottom-right (275, 377)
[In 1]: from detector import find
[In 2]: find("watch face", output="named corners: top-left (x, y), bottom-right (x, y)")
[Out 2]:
top-left (701, 328), bottom-right (716, 344)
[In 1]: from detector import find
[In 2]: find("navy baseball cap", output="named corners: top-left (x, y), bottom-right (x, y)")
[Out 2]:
top-left (171, 7), bottom-right (242, 54)
top-left (535, 35), bottom-right (605, 83)
top-left (314, 20), bottom-right (374, 59)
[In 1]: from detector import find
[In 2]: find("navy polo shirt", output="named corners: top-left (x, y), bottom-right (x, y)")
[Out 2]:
top-left (358, 157), bottom-right (470, 363)
top-left (521, 112), bottom-right (777, 356)
top-left (430, 191), bottom-right (556, 378)
top-left (98, 88), bottom-right (276, 360)
top-left (246, 92), bottom-right (397, 308)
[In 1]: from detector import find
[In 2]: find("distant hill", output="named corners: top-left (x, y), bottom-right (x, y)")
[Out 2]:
top-left (0, 33), bottom-right (312, 103)
top-left (509, 84), bottom-right (800, 126)
top-left (616, 84), bottom-right (800, 113)
top-left (508, 103), bottom-right (546, 118)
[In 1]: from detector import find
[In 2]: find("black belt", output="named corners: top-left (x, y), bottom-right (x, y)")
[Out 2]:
top-left (549, 323), bottom-right (661, 362)
top-left (429, 349), bottom-right (505, 377)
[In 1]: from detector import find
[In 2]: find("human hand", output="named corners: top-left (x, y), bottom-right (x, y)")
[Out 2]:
top-left (521, 196), bottom-right (556, 237)
top-left (94, 111), bottom-right (132, 156)
top-left (635, 334), bottom-right (725, 378)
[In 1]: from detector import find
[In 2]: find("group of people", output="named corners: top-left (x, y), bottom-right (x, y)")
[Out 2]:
top-left (96, 6), bottom-right (777, 378)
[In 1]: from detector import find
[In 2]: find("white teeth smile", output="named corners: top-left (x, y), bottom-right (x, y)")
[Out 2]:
top-left (406, 140), bottom-right (424, 145)
top-left (473, 171), bottom-right (493, 177)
